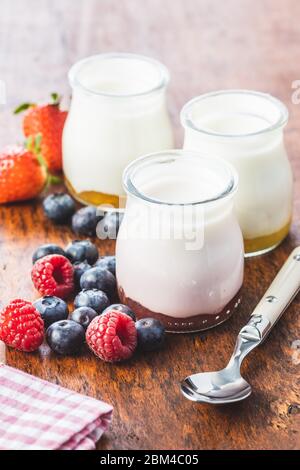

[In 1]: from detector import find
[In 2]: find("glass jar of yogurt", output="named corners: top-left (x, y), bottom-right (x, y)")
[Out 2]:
top-left (181, 90), bottom-right (293, 256)
top-left (63, 53), bottom-right (174, 207)
top-left (116, 150), bottom-right (244, 332)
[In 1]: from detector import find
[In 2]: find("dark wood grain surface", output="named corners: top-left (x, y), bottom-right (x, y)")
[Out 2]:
top-left (0, 0), bottom-right (300, 450)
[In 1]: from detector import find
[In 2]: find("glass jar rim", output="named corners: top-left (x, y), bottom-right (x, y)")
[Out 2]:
top-left (180, 89), bottom-right (289, 138)
top-left (123, 150), bottom-right (238, 206)
top-left (68, 52), bottom-right (170, 98)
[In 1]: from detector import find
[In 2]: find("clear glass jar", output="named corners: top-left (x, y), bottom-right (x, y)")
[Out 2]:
top-left (63, 53), bottom-right (174, 207)
top-left (181, 90), bottom-right (293, 256)
top-left (116, 150), bottom-right (244, 333)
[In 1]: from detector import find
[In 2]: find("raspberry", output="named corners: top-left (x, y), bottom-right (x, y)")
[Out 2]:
top-left (0, 299), bottom-right (44, 352)
top-left (31, 254), bottom-right (74, 299)
top-left (86, 310), bottom-right (137, 362)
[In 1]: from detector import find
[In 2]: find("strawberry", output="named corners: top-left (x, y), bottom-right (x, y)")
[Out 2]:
top-left (0, 145), bottom-right (47, 204)
top-left (14, 93), bottom-right (67, 173)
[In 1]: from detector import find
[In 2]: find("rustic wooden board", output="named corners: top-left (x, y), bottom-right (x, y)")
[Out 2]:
top-left (0, 0), bottom-right (299, 450)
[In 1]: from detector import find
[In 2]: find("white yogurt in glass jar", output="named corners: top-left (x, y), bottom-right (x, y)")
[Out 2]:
top-left (181, 90), bottom-right (293, 256)
top-left (116, 150), bottom-right (244, 332)
top-left (63, 53), bottom-right (174, 207)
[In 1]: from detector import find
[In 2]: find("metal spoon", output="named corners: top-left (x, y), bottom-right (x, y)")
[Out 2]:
top-left (181, 247), bottom-right (300, 404)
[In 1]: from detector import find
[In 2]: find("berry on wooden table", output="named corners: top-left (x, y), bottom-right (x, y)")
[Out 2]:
top-left (32, 243), bottom-right (66, 264)
top-left (0, 299), bottom-right (44, 352)
top-left (80, 267), bottom-right (116, 297)
top-left (31, 254), bottom-right (74, 299)
top-left (43, 193), bottom-right (76, 223)
top-left (135, 318), bottom-right (165, 351)
top-left (72, 206), bottom-right (103, 236)
top-left (86, 310), bottom-right (137, 362)
top-left (33, 295), bottom-right (69, 328)
top-left (70, 307), bottom-right (98, 330)
top-left (74, 288), bottom-right (109, 314)
top-left (65, 239), bottom-right (98, 264)
top-left (46, 319), bottom-right (85, 355)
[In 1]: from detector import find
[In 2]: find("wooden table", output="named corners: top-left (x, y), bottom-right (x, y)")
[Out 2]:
top-left (0, 0), bottom-right (300, 450)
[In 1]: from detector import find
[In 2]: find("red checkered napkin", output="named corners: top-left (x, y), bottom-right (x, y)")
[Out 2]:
top-left (0, 364), bottom-right (113, 450)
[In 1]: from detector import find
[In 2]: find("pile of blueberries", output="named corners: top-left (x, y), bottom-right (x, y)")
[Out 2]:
top-left (32, 240), bottom-right (165, 356)
top-left (37, 192), bottom-right (165, 357)
top-left (42, 192), bottom-right (123, 238)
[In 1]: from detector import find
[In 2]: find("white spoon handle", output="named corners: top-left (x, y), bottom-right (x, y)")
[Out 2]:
top-left (251, 247), bottom-right (300, 329)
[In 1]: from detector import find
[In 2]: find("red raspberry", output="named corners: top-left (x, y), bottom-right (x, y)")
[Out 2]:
top-left (31, 254), bottom-right (74, 299)
top-left (86, 310), bottom-right (137, 362)
top-left (0, 299), bottom-right (44, 352)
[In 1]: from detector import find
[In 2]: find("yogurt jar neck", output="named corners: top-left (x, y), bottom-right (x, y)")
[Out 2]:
top-left (123, 150), bottom-right (238, 207)
top-left (69, 52), bottom-right (170, 100)
top-left (181, 90), bottom-right (289, 141)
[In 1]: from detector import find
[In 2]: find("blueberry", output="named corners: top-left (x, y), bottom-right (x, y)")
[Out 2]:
top-left (96, 211), bottom-right (124, 240)
top-left (65, 240), bottom-right (98, 264)
top-left (102, 303), bottom-right (136, 321)
top-left (33, 296), bottom-right (69, 328)
top-left (95, 256), bottom-right (116, 276)
top-left (72, 206), bottom-right (103, 236)
top-left (46, 320), bottom-right (85, 355)
top-left (43, 193), bottom-right (76, 223)
top-left (135, 318), bottom-right (165, 351)
top-left (32, 244), bottom-right (66, 264)
top-left (74, 288), bottom-right (110, 314)
top-left (69, 307), bottom-right (98, 330)
top-left (73, 260), bottom-right (91, 289)
top-left (80, 267), bottom-right (116, 297)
